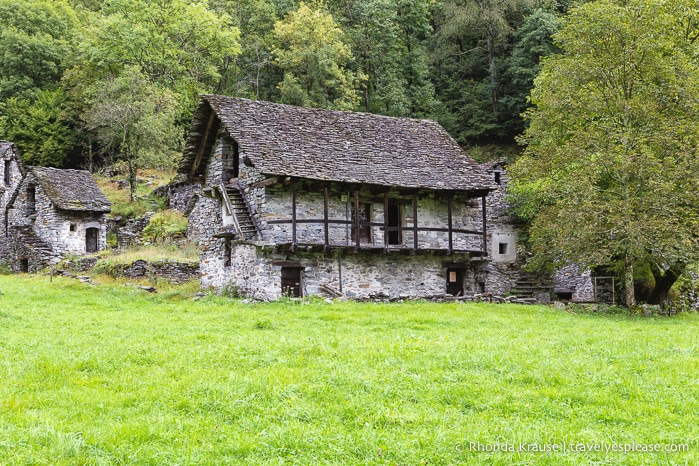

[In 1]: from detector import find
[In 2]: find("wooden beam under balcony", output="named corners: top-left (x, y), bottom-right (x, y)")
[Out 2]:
top-left (447, 193), bottom-right (454, 256)
top-left (481, 196), bottom-right (488, 257)
top-left (354, 189), bottom-right (360, 252)
top-left (383, 190), bottom-right (389, 254)
top-left (291, 179), bottom-right (297, 252)
top-left (412, 193), bottom-right (419, 253)
top-left (323, 184), bottom-right (330, 253)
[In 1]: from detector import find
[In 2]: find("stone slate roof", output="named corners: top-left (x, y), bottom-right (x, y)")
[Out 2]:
top-left (179, 95), bottom-right (497, 193)
top-left (31, 167), bottom-right (111, 212)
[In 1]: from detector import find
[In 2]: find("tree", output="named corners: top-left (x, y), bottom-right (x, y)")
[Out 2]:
top-left (83, 67), bottom-right (181, 201)
top-left (76, 0), bottom-right (241, 112)
top-left (430, 0), bottom-right (553, 142)
top-left (509, 0), bottom-right (699, 306)
top-left (273, 1), bottom-right (361, 110)
top-left (0, 88), bottom-right (81, 167)
top-left (328, 0), bottom-right (435, 116)
top-left (0, 0), bottom-right (78, 102)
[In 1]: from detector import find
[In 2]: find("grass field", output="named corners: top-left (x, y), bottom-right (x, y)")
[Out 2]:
top-left (0, 274), bottom-right (697, 465)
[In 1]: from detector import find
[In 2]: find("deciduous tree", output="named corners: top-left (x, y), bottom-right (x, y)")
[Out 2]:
top-left (273, 2), bottom-right (361, 110)
top-left (83, 67), bottom-right (181, 201)
top-left (510, 0), bottom-right (699, 306)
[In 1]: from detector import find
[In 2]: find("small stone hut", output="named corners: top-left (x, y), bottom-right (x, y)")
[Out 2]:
top-left (2, 163), bottom-right (111, 272)
top-left (178, 96), bottom-right (532, 299)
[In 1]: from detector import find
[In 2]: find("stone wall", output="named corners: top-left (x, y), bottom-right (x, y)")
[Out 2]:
top-left (200, 241), bottom-right (473, 300)
top-left (153, 181), bottom-right (200, 214)
top-left (0, 150), bottom-right (23, 263)
top-left (554, 263), bottom-right (595, 302)
top-left (116, 212), bottom-right (154, 250)
top-left (107, 259), bottom-right (199, 284)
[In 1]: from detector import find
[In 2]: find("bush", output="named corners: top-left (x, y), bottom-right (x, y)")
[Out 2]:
top-left (142, 210), bottom-right (188, 243)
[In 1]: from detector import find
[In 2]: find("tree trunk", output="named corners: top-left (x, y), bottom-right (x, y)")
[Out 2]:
top-left (128, 158), bottom-right (137, 203)
top-left (624, 254), bottom-right (635, 307)
top-left (487, 26), bottom-right (498, 116)
top-left (647, 263), bottom-right (684, 305)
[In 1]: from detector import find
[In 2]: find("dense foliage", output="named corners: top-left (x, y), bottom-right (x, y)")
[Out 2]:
top-left (0, 0), bottom-right (570, 168)
top-left (509, 0), bottom-right (699, 306)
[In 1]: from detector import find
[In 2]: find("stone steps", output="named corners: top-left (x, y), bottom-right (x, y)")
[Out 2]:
top-left (509, 272), bottom-right (554, 300)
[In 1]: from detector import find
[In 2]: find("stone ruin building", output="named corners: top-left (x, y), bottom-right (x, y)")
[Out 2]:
top-left (0, 141), bottom-right (111, 272)
top-left (177, 95), bottom-right (534, 300)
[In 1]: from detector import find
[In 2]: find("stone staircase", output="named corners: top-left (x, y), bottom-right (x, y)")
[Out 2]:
top-left (10, 225), bottom-right (59, 261)
top-left (220, 181), bottom-right (258, 240)
top-left (509, 272), bottom-right (554, 302)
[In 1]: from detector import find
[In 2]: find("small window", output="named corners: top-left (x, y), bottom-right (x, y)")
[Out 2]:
top-left (4, 161), bottom-right (10, 185)
top-left (498, 242), bottom-right (508, 255)
top-left (223, 239), bottom-right (232, 267)
top-left (19, 258), bottom-right (29, 273)
top-left (69, 223), bottom-right (77, 232)
top-left (494, 172), bottom-right (501, 185)
top-left (448, 271), bottom-right (458, 283)
top-left (26, 186), bottom-right (36, 213)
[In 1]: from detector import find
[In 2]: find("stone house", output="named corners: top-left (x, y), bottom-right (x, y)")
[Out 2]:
top-left (0, 153), bottom-right (111, 272)
top-left (0, 141), bottom-right (23, 265)
top-left (178, 95), bottom-right (528, 299)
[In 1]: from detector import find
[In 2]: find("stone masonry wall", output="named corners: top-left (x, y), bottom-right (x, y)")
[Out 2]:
top-left (200, 242), bottom-right (458, 300)
top-left (0, 153), bottom-right (23, 262)
top-left (554, 263), bottom-right (595, 302)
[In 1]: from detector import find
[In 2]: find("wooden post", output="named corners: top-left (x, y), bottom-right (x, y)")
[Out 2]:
top-left (323, 184), bottom-right (330, 253)
top-left (481, 196), bottom-right (487, 257)
top-left (191, 111), bottom-right (216, 176)
top-left (291, 179), bottom-right (297, 252)
top-left (383, 190), bottom-right (389, 253)
top-left (354, 189), bottom-right (360, 252)
top-left (447, 193), bottom-right (454, 256)
top-left (413, 193), bottom-right (419, 253)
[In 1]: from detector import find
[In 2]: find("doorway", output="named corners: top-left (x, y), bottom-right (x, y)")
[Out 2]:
top-left (281, 267), bottom-right (303, 297)
top-left (86, 227), bottom-right (99, 253)
top-left (446, 268), bottom-right (464, 296)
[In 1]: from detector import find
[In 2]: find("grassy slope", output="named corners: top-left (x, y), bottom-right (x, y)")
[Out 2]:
top-left (0, 275), bottom-right (697, 465)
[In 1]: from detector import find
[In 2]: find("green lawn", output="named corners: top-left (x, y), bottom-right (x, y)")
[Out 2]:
top-left (0, 275), bottom-right (697, 465)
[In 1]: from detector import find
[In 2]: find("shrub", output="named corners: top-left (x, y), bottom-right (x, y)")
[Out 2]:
top-left (142, 210), bottom-right (188, 243)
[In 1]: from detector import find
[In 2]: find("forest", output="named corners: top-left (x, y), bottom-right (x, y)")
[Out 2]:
top-left (0, 0), bottom-right (569, 170)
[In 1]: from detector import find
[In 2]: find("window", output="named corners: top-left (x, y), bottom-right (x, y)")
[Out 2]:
top-left (498, 242), bottom-right (508, 255)
top-left (223, 238), bottom-right (232, 267)
top-left (19, 258), bottom-right (29, 273)
top-left (69, 223), bottom-right (77, 232)
top-left (4, 161), bottom-right (10, 185)
top-left (281, 267), bottom-right (302, 297)
top-left (26, 186), bottom-right (36, 213)
top-left (387, 203), bottom-right (402, 245)
top-left (494, 172), bottom-right (501, 185)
